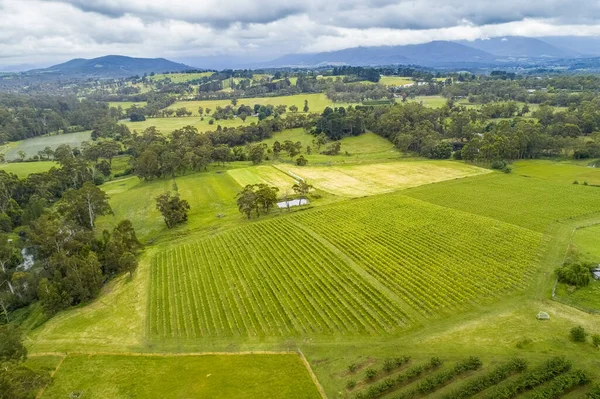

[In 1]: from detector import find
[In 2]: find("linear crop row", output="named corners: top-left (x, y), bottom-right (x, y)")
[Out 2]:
top-left (482, 357), bottom-right (572, 399)
top-left (293, 195), bottom-right (542, 317)
top-left (148, 219), bottom-right (411, 338)
top-left (441, 357), bottom-right (528, 399)
top-left (385, 357), bottom-right (483, 399)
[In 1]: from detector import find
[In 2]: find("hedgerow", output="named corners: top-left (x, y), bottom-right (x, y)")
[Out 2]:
top-left (441, 357), bottom-right (528, 399)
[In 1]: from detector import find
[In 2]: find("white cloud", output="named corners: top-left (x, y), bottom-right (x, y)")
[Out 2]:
top-left (1, 0), bottom-right (600, 68)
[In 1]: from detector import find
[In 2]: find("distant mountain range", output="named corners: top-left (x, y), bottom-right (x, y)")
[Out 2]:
top-left (262, 36), bottom-right (599, 68)
top-left (25, 55), bottom-right (192, 78)
top-left (5, 36), bottom-right (600, 78)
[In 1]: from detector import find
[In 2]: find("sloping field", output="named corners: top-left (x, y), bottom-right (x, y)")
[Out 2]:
top-left (148, 220), bottom-right (410, 338)
top-left (278, 161), bottom-right (489, 197)
top-left (227, 165), bottom-right (298, 192)
top-left (97, 171), bottom-right (241, 242)
top-left (40, 354), bottom-right (321, 399)
top-left (405, 173), bottom-right (600, 232)
top-left (293, 195), bottom-right (542, 316)
top-left (149, 192), bottom-right (541, 339)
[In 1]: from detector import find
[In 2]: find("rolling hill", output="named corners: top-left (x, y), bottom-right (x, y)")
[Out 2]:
top-left (27, 55), bottom-right (193, 78)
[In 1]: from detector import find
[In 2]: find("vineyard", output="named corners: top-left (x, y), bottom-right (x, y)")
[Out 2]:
top-left (342, 355), bottom-right (594, 399)
top-left (148, 193), bottom-right (543, 338)
top-left (148, 220), bottom-right (410, 338)
top-left (406, 173), bottom-right (600, 232)
top-left (293, 195), bottom-right (542, 317)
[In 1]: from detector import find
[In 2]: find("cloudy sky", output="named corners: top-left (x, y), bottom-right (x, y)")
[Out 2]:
top-left (2, 0), bottom-right (600, 69)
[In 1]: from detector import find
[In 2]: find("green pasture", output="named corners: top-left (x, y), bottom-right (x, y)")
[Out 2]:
top-left (150, 72), bottom-right (214, 83)
top-left (0, 161), bottom-right (56, 177)
top-left (40, 354), bottom-right (321, 399)
top-left (167, 93), bottom-right (353, 116)
top-left (513, 159), bottom-right (600, 185)
top-left (379, 76), bottom-right (414, 86)
top-left (4, 131), bottom-right (92, 160)
top-left (125, 115), bottom-right (259, 134)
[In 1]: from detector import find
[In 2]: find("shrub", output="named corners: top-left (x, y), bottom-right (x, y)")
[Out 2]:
top-left (491, 160), bottom-right (508, 170)
top-left (588, 384), bottom-right (600, 399)
top-left (346, 380), bottom-right (357, 390)
top-left (592, 334), bottom-right (600, 348)
top-left (573, 180), bottom-right (579, 185)
top-left (502, 166), bottom-right (512, 174)
top-left (348, 363), bottom-right (358, 373)
top-left (570, 326), bottom-right (588, 342)
top-left (365, 368), bottom-right (377, 380)
top-left (556, 262), bottom-right (593, 287)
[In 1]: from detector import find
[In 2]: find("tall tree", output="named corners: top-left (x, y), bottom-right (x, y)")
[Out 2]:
top-left (155, 192), bottom-right (190, 228)
top-left (58, 182), bottom-right (112, 229)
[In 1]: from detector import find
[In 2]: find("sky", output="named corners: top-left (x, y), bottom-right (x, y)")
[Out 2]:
top-left (2, 0), bottom-right (600, 70)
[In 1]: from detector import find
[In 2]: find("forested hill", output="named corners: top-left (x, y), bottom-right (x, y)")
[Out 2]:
top-left (25, 55), bottom-right (193, 78)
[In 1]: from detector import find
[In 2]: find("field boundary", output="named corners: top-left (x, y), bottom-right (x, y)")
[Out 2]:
top-left (34, 353), bottom-right (67, 399)
top-left (298, 349), bottom-right (328, 399)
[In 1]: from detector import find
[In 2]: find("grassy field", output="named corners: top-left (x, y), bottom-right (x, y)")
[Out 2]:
top-left (262, 130), bottom-right (400, 164)
top-left (4, 131), bottom-right (92, 160)
top-left (513, 159), bottom-right (600, 185)
top-left (379, 76), bottom-right (413, 86)
top-left (0, 161), bottom-right (56, 177)
top-left (406, 173), bottom-right (600, 232)
top-left (108, 101), bottom-right (147, 110)
top-left (277, 160), bottom-right (489, 197)
top-left (167, 93), bottom-right (352, 116)
top-left (408, 96), bottom-right (448, 108)
top-left (148, 219), bottom-right (409, 338)
top-left (40, 354), bottom-right (321, 399)
top-left (227, 165), bottom-right (297, 192)
top-left (96, 169), bottom-right (243, 243)
top-left (125, 115), bottom-right (259, 134)
top-left (150, 72), bottom-right (214, 82)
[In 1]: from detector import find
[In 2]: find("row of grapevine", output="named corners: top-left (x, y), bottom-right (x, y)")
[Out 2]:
top-left (293, 195), bottom-right (542, 317)
top-left (148, 219), bottom-right (411, 338)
